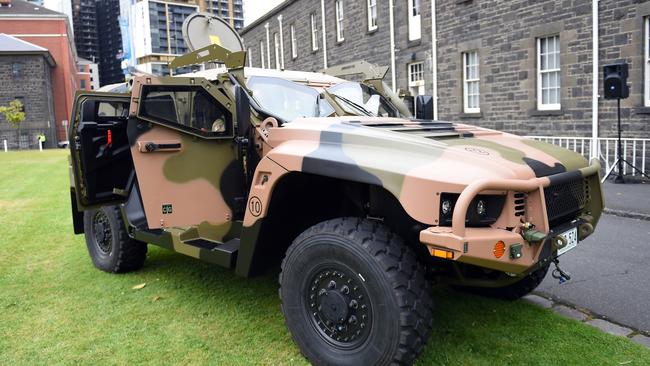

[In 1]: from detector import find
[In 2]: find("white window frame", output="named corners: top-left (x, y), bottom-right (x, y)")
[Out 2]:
top-left (645, 17), bottom-right (650, 107)
top-left (407, 0), bottom-right (421, 41)
top-left (290, 24), bottom-right (297, 59)
top-left (259, 41), bottom-right (265, 69)
top-left (311, 13), bottom-right (319, 51)
top-left (408, 62), bottom-right (425, 96)
top-left (537, 35), bottom-right (561, 111)
top-left (335, 0), bottom-right (345, 42)
top-left (274, 32), bottom-right (281, 70)
top-left (463, 50), bottom-right (480, 113)
top-left (367, 0), bottom-right (377, 31)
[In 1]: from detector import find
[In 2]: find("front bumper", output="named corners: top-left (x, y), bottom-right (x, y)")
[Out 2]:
top-left (419, 159), bottom-right (604, 274)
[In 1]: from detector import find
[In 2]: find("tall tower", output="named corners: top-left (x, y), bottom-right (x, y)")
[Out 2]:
top-left (71, 0), bottom-right (99, 61)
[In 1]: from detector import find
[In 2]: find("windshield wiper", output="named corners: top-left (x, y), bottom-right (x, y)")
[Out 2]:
top-left (329, 93), bottom-right (373, 117)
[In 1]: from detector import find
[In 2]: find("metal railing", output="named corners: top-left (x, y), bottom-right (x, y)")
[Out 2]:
top-left (526, 136), bottom-right (649, 177)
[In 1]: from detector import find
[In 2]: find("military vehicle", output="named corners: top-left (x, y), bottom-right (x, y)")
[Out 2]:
top-left (68, 14), bottom-right (603, 366)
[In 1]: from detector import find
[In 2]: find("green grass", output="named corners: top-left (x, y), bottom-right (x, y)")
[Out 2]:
top-left (0, 150), bottom-right (648, 365)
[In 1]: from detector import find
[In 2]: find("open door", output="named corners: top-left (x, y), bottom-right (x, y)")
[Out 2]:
top-left (70, 93), bottom-right (134, 209)
top-left (128, 76), bottom-right (245, 238)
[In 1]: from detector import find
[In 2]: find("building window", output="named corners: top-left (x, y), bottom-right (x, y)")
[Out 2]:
top-left (311, 13), bottom-right (319, 51)
top-left (463, 51), bottom-right (480, 113)
top-left (11, 63), bottom-right (22, 78)
top-left (290, 24), bottom-right (297, 59)
top-left (537, 35), bottom-right (561, 110)
top-left (274, 32), bottom-right (281, 70)
top-left (248, 48), bottom-right (252, 67)
top-left (408, 0), bottom-right (421, 41)
top-left (645, 17), bottom-right (650, 107)
top-left (408, 62), bottom-right (425, 96)
top-left (335, 1), bottom-right (345, 42)
top-left (260, 41), bottom-right (266, 68)
top-left (80, 79), bottom-right (87, 89)
top-left (367, 0), bottom-right (377, 31)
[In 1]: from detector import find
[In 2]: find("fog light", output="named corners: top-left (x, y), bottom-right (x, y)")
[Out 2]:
top-left (477, 199), bottom-right (486, 216)
top-left (493, 241), bottom-right (506, 258)
top-left (441, 200), bottom-right (452, 215)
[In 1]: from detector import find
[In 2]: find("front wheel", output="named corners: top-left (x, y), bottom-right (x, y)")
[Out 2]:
top-left (83, 206), bottom-right (147, 273)
top-left (279, 218), bottom-right (433, 366)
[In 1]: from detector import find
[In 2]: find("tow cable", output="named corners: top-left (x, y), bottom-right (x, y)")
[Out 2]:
top-left (551, 258), bottom-right (572, 284)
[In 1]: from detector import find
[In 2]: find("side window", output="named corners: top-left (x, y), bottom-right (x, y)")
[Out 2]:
top-left (139, 85), bottom-right (232, 138)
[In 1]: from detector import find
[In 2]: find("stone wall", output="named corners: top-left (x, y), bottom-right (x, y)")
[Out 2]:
top-left (0, 55), bottom-right (56, 148)
top-left (240, 0), bottom-right (650, 139)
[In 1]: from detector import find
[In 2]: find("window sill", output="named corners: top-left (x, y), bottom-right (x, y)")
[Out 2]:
top-left (530, 109), bottom-right (563, 116)
top-left (336, 39), bottom-right (345, 45)
top-left (407, 39), bottom-right (421, 48)
top-left (367, 28), bottom-right (378, 35)
top-left (633, 106), bottom-right (650, 114)
top-left (460, 112), bottom-right (483, 118)
top-left (311, 48), bottom-right (319, 54)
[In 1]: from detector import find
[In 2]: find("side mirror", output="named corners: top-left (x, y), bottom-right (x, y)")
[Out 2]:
top-left (415, 95), bottom-right (434, 120)
top-left (235, 85), bottom-right (250, 138)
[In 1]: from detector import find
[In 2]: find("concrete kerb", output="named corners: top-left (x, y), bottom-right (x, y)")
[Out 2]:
top-left (524, 293), bottom-right (650, 348)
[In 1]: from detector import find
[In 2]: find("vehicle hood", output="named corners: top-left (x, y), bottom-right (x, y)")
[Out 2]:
top-left (264, 116), bottom-right (588, 223)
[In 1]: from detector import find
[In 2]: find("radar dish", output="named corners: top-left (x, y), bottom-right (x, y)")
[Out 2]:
top-left (182, 12), bottom-right (244, 53)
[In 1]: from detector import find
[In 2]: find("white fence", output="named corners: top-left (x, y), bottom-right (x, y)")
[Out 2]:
top-left (526, 136), bottom-right (649, 176)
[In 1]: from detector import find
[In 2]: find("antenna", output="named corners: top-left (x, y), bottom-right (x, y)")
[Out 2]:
top-left (182, 12), bottom-right (244, 53)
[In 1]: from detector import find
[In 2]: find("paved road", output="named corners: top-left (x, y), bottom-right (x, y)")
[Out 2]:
top-left (537, 214), bottom-right (650, 333)
top-left (602, 181), bottom-right (650, 215)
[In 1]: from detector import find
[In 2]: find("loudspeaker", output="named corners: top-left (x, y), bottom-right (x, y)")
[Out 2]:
top-left (603, 63), bottom-right (629, 99)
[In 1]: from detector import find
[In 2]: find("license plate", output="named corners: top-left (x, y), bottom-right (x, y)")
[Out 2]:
top-left (557, 227), bottom-right (578, 255)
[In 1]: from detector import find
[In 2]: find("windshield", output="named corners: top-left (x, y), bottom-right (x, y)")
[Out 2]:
top-left (327, 81), bottom-right (401, 118)
top-left (247, 76), bottom-right (334, 121)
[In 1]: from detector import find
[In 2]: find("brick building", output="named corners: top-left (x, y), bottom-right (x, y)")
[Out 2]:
top-left (0, 0), bottom-right (79, 143)
top-left (240, 0), bottom-right (650, 153)
top-left (0, 34), bottom-right (56, 148)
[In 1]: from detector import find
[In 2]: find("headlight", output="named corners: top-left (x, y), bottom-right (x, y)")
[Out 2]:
top-left (476, 199), bottom-right (487, 216)
top-left (439, 193), bottom-right (506, 227)
top-left (441, 200), bottom-right (452, 215)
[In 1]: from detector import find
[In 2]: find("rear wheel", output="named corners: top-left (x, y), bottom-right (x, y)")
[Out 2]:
top-left (83, 206), bottom-right (147, 273)
top-left (279, 217), bottom-right (433, 366)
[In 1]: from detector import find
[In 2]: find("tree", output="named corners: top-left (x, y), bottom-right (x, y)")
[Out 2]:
top-left (0, 99), bottom-right (26, 128)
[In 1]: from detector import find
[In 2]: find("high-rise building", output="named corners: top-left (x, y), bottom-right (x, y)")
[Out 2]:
top-left (71, 0), bottom-right (98, 61)
top-left (96, 0), bottom-right (124, 85)
top-left (205, 0), bottom-right (243, 31)
top-left (132, 0), bottom-right (245, 76)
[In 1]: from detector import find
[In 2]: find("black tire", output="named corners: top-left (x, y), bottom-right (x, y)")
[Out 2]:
top-left (83, 206), bottom-right (147, 273)
top-left (459, 263), bottom-right (550, 301)
top-left (279, 217), bottom-right (433, 366)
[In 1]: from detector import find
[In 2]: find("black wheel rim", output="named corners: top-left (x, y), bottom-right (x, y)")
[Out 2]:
top-left (92, 210), bottom-right (112, 254)
top-left (306, 264), bottom-right (373, 349)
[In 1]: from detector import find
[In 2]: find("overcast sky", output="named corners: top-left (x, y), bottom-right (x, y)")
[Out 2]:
top-left (243, 0), bottom-right (284, 26)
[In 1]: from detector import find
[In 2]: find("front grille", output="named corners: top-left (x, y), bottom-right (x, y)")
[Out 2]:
top-left (544, 175), bottom-right (587, 227)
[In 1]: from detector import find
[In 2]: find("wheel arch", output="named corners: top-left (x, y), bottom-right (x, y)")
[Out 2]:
top-left (235, 168), bottom-right (430, 277)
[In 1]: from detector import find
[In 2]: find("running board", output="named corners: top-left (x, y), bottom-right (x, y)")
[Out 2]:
top-left (132, 228), bottom-right (240, 269)
top-left (182, 238), bottom-right (240, 269)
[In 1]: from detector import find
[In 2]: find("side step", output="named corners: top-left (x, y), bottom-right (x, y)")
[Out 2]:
top-left (182, 238), bottom-right (240, 269)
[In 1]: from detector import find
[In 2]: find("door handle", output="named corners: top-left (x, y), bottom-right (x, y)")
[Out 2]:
top-left (138, 141), bottom-right (182, 153)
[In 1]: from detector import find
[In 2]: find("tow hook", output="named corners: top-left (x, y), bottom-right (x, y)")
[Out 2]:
top-left (551, 258), bottom-right (571, 284)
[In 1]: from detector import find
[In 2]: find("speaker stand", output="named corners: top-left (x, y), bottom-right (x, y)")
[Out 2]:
top-left (601, 98), bottom-right (650, 183)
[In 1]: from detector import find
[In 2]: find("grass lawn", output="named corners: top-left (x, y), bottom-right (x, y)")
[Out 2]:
top-left (1, 149), bottom-right (649, 365)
